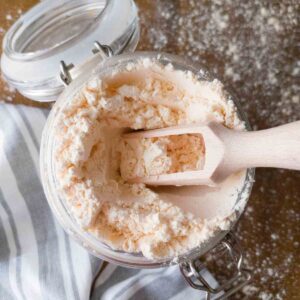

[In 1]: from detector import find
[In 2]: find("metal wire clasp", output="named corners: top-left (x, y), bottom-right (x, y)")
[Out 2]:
top-left (59, 61), bottom-right (74, 86)
top-left (59, 42), bottom-right (114, 86)
top-left (180, 232), bottom-right (252, 299)
top-left (92, 41), bottom-right (113, 57)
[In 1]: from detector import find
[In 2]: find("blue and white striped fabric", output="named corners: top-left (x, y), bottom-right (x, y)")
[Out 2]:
top-left (0, 103), bottom-right (217, 300)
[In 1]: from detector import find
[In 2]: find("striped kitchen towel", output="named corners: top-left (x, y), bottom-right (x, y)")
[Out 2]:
top-left (0, 103), bottom-right (218, 300)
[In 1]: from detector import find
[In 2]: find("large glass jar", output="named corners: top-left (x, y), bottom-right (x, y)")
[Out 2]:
top-left (1, 1), bottom-right (255, 298)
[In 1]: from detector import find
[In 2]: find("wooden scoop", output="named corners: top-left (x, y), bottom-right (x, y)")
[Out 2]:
top-left (123, 121), bottom-right (300, 186)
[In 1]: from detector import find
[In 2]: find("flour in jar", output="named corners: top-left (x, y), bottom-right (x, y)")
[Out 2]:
top-left (54, 58), bottom-right (248, 259)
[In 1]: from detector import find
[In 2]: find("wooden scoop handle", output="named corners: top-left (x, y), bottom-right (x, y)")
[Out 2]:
top-left (214, 121), bottom-right (300, 180)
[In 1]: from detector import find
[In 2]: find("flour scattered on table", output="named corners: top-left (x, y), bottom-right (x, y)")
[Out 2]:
top-left (139, 0), bottom-right (299, 127)
top-left (5, 14), bottom-right (13, 21)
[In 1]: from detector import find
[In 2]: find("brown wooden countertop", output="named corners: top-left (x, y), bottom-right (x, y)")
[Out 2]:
top-left (1, 0), bottom-right (299, 299)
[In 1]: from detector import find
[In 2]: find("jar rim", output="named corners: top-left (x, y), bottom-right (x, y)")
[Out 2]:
top-left (40, 51), bottom-right (255, 268)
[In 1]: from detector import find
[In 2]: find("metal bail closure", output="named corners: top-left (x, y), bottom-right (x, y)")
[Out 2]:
top-left (180, 232), bottom-right (252, 300)
top-left (60, 42), bottom-right (114, 86)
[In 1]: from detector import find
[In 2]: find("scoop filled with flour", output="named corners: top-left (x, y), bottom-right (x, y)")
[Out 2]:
top-left (53, 58), bottom-right (247, 259)
top-left (120, 133), bottom-right (206, 180)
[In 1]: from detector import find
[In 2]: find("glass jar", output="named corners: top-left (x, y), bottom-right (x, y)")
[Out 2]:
top-left (1, 1), bottom-right (255, 298)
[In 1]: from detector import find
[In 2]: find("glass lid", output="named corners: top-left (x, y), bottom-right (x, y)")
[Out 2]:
top-left (1, 0), bottom-right (139, 102)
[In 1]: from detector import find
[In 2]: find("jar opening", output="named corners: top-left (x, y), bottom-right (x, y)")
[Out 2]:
top-left (40, 52), bottom-right (255, 267)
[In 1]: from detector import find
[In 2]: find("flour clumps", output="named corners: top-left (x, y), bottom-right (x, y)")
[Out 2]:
top-left (54, 59), bottom-right (246, 259)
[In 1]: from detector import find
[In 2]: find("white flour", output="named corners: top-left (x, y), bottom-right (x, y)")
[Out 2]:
top-left (53, 59), bottom-right (247, 259)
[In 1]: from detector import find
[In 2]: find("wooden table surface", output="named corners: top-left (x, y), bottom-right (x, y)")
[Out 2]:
top-left (0, 1), bottom-right (299, 299)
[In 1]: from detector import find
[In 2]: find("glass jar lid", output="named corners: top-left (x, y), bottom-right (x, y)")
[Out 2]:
top-left (1, 0), bottom-right (140, 102)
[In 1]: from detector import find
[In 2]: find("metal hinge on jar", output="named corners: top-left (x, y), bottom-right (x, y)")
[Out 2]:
top-left (180, 233), bottom-right (252, 300)
top-left (59, 41), bottom-right (114, 86)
